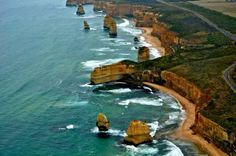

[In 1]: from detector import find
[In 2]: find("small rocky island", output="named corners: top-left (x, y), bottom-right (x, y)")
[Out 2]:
top-left (103, 15), bottom-right (117, 37)
top-left (96, 113), bottom-right (110, 131)
top-left (76, 4), bottom-right (85, 15)
top-left (124, 120), bottom-right (152, 145)
top-left (84, 21), bottom-right (90, 30)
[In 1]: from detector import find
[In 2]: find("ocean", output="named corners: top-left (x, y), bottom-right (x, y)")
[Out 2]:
top-left (0, 0), bottom-right (200, 155)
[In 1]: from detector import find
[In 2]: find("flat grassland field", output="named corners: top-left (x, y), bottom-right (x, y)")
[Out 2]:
top-left (190, 0), bottom-right (236, 18)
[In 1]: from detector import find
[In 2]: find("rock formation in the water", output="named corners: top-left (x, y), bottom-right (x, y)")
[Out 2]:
top-left (103, 15), bottom-right (117, 37)
top-left (103, 15), bottom-right (113, 29)
top-left (109, 19), bottom-right (117, 37)
top-left (84, 21), bottom-right (90, 30)
top-left (96, 113), bottom-right (110, 131)
top-left (138, 46), bottom-right (150, 62)
top-left (134, 36), bottom-right (139, 43)
top-left (90, 62), bottom-right (135, 85)
top-left (76, 4), bottom-right (85, 15)
top-left (124, 120), bottom-right (152, 145)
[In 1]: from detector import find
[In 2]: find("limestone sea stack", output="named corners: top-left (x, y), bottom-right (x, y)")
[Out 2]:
top-left (134, 36), bottom-right (139, 43)
top-left (96, 113), bottom-right (110, 131)
top-left (84, 21), bottom-right (90, 30)
top-left (138, 46), bottom-right (150, 62)
top-left (109, 20), bottom-right (117, 38)
top-left (103, 15), bottom-right (117, 37)
top-left (76, 4), bottom-right (85, 15)
top-left (103, 15), bottom-right (113, 30)
top-left (124, 120), bottom-right (152, 145)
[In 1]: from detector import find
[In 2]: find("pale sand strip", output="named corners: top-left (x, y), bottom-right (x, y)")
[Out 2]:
top-left (138, 27), bottom-right (166, 56)
top-left (143, 82), bottom-right (228, 156)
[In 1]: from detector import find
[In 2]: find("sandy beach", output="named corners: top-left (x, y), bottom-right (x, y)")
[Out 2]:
top-left (143, 82), bottom-right (228, 156)
top-left (139, 27), bottom-right (166, 56)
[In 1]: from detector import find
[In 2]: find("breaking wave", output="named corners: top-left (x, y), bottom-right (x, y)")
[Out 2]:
top-left (81, 58), bottom-right (127, 70)
top-left (118, 97), bottom-right (163, 106)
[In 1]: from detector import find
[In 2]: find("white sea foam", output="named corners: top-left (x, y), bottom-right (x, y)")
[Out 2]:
top-left (139, 36), bottom-right (161, 59)
top-left (123, 144), bottom-right (158, 155)
top-left (80, 83), bottom-right (93, 88)
top-left (118, 97), bottom-right (163, 106)
top-left (148, 121), bottom-right (159, 137)
top-left (91, 127), bottom-right (126, 137)
top-left (164, 140), bottom-right (184, 156)
top-left (90, 47), bottom-right (118, 52)
top-left (81, 58), bottom-right (127, 70)
top-left (118, 53), bottom-right (130, 56)
top-left (103, 88), bottom-right (132, 94)
top-left (66, 124), bottom-right (78, 130)
top-left (118, 19), bottom-right (142, 36)
top-left (165, 112), bottom-right (180, 125)
top-left (117, 18), bottom-right (130, 27)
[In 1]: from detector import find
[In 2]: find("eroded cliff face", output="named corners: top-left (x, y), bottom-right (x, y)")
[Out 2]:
top-left (134, 11), bottom-right (157, 27)
top-left (93, 1), bottom-right (147, 17)
top-left (66, 0), bottom-right (94, 6)
top-left (161, 70), bottom-right (236, 155)
top-left (193, 113), bottom-right (236, 155)
top-left (152, 23), bottom-right (180, 55)
top-left (90, 62), bottom-right (135, 84)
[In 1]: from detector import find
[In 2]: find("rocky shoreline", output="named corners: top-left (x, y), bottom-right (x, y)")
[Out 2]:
top-left (66, 0), bottom-right (234, 155)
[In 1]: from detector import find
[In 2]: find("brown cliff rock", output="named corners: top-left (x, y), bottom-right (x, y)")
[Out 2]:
top-left (76, 4), bottom-right (85, 15)
top-left (84, 21), bottom-right (90, 30)
top-left (151, 22), bottom-right (180, 55)
top-left (124, 120), bottom-right (152, 145)
top-left (96, 113), bottom-right (109, 131)
top-left (90, 62), bottom-right (135, 84)
top-left (93, 1), bottom-right (147, 16)
top-left (138, 46), bottom-right (150, 62)
top-left (66, 0), bottom-right (78, 6)
top-left (135, 12), bottom-right (157, 27)
top-left (66, 0), bottom-right (94, 6)
top-left (161, 71), bottom-right (202, 104)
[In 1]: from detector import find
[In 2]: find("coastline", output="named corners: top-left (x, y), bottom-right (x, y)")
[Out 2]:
top-left (143, 82), bottom-right (228, 156)
top-left (138, 27), bottom-right (165, 56)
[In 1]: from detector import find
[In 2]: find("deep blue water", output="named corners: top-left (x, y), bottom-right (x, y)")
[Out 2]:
top-left (0, 0), bottom-right (201, 155)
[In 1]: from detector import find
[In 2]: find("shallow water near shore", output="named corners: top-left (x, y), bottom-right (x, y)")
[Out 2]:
top-left (0, 1), bottom-right (200, 155)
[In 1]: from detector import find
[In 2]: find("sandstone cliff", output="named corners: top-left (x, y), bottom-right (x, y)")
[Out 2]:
top-left (161, 70), bottom-right (236, 155)
top-left (134, 11), bottom-right (157, 27)
top-left (151, 22), bottom-right (180, 55)
top-left (90, 62), bottom-right (135, 84)
top-left (66, 0), bottom-right (94, 6)
top-left (93, 1), bottom-right (147, 17)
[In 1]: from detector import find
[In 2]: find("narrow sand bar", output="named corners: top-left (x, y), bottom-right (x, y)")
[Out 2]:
top-left (143, 82), bottom-right (228, 156)
top-left (139, 27), bottom-right (165, 56)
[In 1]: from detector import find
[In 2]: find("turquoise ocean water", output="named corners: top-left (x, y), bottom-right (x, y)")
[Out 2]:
top-left (0, 0), bottom-right (201, 155)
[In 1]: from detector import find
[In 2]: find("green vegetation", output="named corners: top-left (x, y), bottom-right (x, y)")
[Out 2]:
top-left (133, 1), bottom-right (236, 132)
top-left (176, 2), bottom-right (236, 34)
